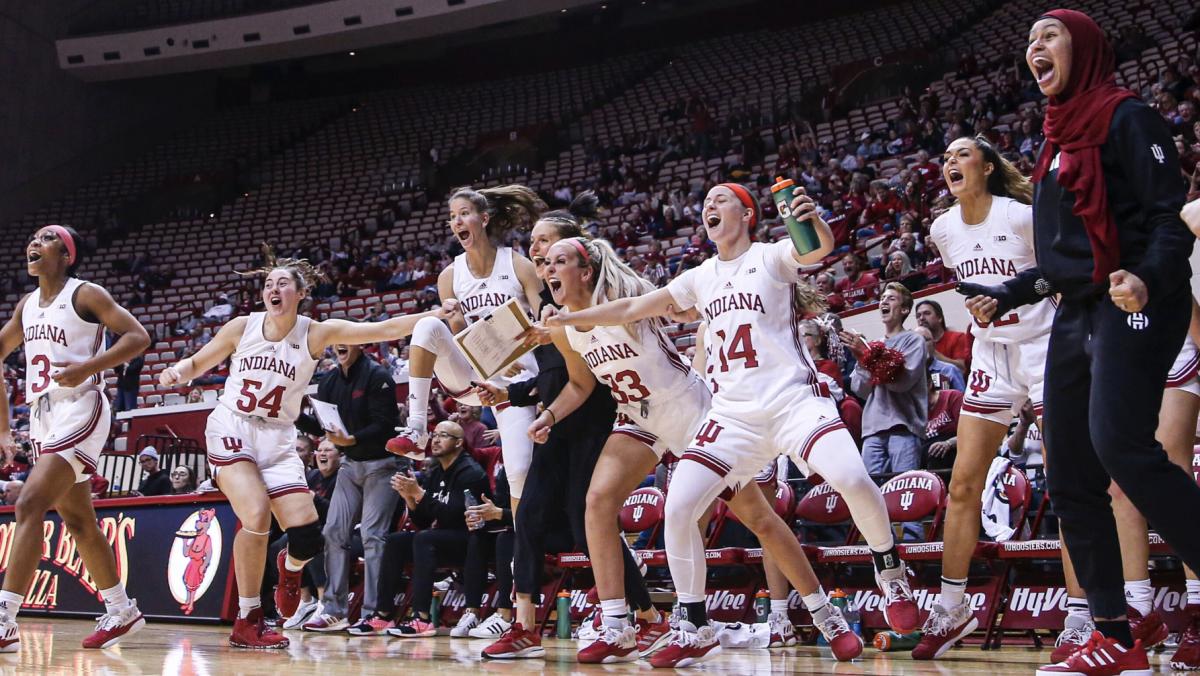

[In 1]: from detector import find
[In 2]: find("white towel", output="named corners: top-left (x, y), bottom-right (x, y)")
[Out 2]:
top-left (980, 456), bottom-right (1016, 542)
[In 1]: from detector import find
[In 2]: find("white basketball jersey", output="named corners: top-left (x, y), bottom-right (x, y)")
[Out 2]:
top-left (929, 196), bottom-right (1054, 344)
top-left (666, 241), bottom-right (824, 411)
top-left (565, 319), bottom-right (701, 425)
top-left (21, 277), bottom-right (105, 403)
top-left (219, 313), bottom-right (317, 423)
top-left (451, 246), bottom-right (538, 383)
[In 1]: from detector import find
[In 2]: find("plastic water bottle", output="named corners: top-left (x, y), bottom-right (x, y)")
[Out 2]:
top-left (430, 590), bottom-right (442, 630)
top-left (556, 591), bottom-right (573, 638)
top-left (754, 590), bottom-right (770, 623)
top-left (771, 176), bottom-right (821, 255)
top-left (463, 489), bottom-right (482, 530)
top-left (874, 630), bottom-right (923, 651)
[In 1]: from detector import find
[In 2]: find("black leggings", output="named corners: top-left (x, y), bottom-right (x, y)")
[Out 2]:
top-left (464, 530), bottom-right (515, 610)
top-left (513, 425), bottom-right (653, 611)
top-left (1045, 286), bottom-right (1200, 618)
top-left (376, 529), bottom-right (469, 617)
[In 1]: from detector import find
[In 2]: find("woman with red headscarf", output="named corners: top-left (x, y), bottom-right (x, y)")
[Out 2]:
top-left (959, 10), bottom-right (1200, 676)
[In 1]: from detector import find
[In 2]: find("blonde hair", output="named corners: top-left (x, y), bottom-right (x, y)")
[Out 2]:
top-left (237, 243), bottom-right (324, 292)
top-left (561, 237), bottom-right (657, 338)
top-left (449, 184), bottom-right (546, 241)
top-left (882, 281), bottom-right (914, 311)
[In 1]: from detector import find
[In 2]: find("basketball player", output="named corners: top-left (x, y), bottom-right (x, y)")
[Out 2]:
top-left (911, 136), bottom-right (1058, 658)
top-left (392, 185), bottom-right (544, 512)
top-left (0, 225), bottom-right (151, 652)
top-left (159, 248), bottom-right (453, 648)
top-left (547, 184), bottom-right (919, 668)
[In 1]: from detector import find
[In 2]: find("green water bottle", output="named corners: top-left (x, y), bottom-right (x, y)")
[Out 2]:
top-left (772, 176), bottom-right (821, 255)
top-left (556, 591), bottom-right (572, 639)
top-left (754, 590), bottom-right (770, 623)
top-left (874, 630), bottom-right (923, 651)
top-left (429, 590), bottom-right (442, 630)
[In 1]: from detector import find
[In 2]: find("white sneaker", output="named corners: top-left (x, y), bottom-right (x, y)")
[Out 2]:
top-left (0, 612), bottom-right (18, 653)
top-left (468, 613), bottom-right (512, 639)
top-left (283, 599), bottom-right (320, 630)
top-left (434, 575), bottom-right (455, 593)
top-left (83, 600), bottom-right (146, 649)
top-left (767, 611), bottom-right (797, 647)
top-left (450, 611), bottom-right (479, 638)
top-left (575, 608), bottom-right (602, 641)
top-left (302, 613), bottom-right (349, 632)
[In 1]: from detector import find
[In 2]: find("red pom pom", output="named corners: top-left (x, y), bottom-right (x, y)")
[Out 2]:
top-left (860, 341), bottom-right (905, 385)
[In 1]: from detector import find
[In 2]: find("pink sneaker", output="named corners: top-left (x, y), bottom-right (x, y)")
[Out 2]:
top-left (386, 617), bottom-right (437, 638)
top-left (346, 615), bottom-right (394, 636)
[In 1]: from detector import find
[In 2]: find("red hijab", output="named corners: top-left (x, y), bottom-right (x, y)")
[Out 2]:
top-left (1031, 9), bottom-right (1137, 283)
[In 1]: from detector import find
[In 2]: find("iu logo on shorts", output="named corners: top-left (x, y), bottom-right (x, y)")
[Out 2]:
top-left (222, 437), bottom-right (244, 452)
top-left (694, 420), bottom-right (724, 448)
top-left (968, 369), bottom-right (992, 397)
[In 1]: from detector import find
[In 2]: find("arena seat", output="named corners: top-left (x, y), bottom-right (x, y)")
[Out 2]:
top-left (558, 487), bottom-right (666, 570)
top-left (817, 470), bottom-right (946, 566)
top-left (793, 478), bottom-right (854, 561)
top-left (900, 464), bottom-right (1031, 562)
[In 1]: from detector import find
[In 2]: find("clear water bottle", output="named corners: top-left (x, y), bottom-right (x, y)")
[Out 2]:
top-left (463, 489), bottom-right (482, 531)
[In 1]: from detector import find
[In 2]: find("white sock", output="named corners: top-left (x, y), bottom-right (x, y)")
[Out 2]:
top-left (407, 377), bottom-right (431, 430)
top-left (0, 591), bottom-right (23, 619)
top-left (99, 584), bottom-right (130, 615)
top-left (1124, 579), bottom-right (1152, 616)
top-left (939, 576), bottom-right (968, 611)
top-left (600, 598), bottom-right (630, 628)
top-left (1066, 597), bottom-right (1089, 621)
top-left (285, 555), bottom-right (306, 572)
top-left (238, 596), bottom-right (261, 619)
top-left (802, 589), bottom-right (831, 624)
top-left (770, 599), bottom-right (789, 615)
top-left (1188, 580), bottom-right (1200, 607)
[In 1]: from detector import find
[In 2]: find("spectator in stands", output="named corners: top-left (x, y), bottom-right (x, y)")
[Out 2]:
top-left (452, 406), bottom-right (494, 451)
top-left (843, 283), bottom-right (928, 481)
top-left (1000, 400), bottom-right (1042, 469)
top-left (294, 340), bottom-right (402, 635)
top-left (134, 447), bottom-right (172, 497)
top-left (835, 253), bottom-right (880, 307)
top-left (881, 251), bottom-right (915, 287)
top-left (914, 300), bottom-right (970, 374)
top-left (170, 466), bottom-right (198, 494)
top-left (1, 480), bottom-right (22, 506)
top-left (814, 272), bottom-right (845, 313)
top-left (113, 354), bottom-right (143, 413)
top-left (914, 326), bottom-right (965, 392)
top-left (186, 387), bottom-right (204, 404)
top-left (375, 421), bottom-right (490, 636)
top-left (175, 309), bottom-right (201, 337)
top-left (202, 293), bottom-right (234, 323)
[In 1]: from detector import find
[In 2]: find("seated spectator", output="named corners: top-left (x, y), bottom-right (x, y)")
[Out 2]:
top-left (914, 326), bottom-right (966, 392)
top-left (814, 273), bottom-right (845, 313)
top-left (1001, 400), bottom-right (1043, 470)
top-left (800, 319), bottom-right (844, 385)
top-left (186, 387), bottom-right (205, 404)
top-left (202, 293), bottom-right (234, 323)
top-left (135, 447), bottom-right (172, 497)
top-left (923, 373), bottom-right (964, 471)
top-left (175, 309), bottom-right (201, 336)
top-left (451, 406), bottom-right (495, 451)
top-left (375, 421), bottom-right (491, 634)
top-left (170, 465), bottom-right (198, 494)
top-left (834, 253), bottom-right (880, 307)
top-left (0, 480), bottom-right (22, 506)
top-left (914, 300), bottom-right (971, 374)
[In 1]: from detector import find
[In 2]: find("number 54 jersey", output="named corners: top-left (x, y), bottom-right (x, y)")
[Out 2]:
top-left (666, 241), bottom-right (826, 416)
top-left (218, 312), bottom-right (318, 423)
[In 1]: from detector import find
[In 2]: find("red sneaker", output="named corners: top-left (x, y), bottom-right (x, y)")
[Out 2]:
top-left (876, 567), bottom-right (920, 633)
top-left (481, 622), bottom-right (545, 659)
top-left (578, 624), bottom-right (638, 664)
top-left (649, 621), bottom-right (721, 668)
top-left (1051, 615), bottom-right (1096, 663)
top-left (635, 614), bottom-right (672, 657)
top-left (1170, 604), bottom-right (1200, 671)
top-left (274, 548), bottom-right (303, 620)
top-left (83, 601), bottom-right (146, 649)
top-left (386, 427), bottom-right (429, 461)
top-left (1127, 607), bottom-right (1169, 648)
top-left (1035, 632), bottom-right (1150, 676)
top-left (230, 608), bottom-right (290, 649)
top-left (813, 605), bottom-right (863, 661)
top-left (911, 603), bottom-right (978, 660)
top-left (0, 613), bottom-right (18, 653)
top-left (767, 611), bottom-right (797, 648)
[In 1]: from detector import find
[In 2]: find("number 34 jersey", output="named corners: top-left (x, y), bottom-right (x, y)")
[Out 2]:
top-left (667, 241), bottom-right (825, 414)
top-left (219, 312), bottom-right (318, 423)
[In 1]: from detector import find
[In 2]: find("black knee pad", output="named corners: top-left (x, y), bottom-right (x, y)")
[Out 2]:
top-left (286, 522), bottom-right (324, 561)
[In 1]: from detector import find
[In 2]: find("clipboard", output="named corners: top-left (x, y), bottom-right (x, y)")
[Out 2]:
top-left (453, 298), bottom-right (536, 380)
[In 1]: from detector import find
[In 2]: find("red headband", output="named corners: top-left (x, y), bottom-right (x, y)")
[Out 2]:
top-left (567, 238), bottom-right (591, 264)
top-left (718, 183), bottom-right (757, 227)
top-left (45, 225), bottom-right (76, 264)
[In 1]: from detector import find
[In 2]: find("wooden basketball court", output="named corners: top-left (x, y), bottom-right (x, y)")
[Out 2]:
top-left (0, 618), bottom-right (1152, 675)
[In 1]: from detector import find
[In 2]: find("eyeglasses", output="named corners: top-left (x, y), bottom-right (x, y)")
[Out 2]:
top-left (138, 457), bottom-right (155, 463)
top-left (431, 432), bottom-right (462, 440)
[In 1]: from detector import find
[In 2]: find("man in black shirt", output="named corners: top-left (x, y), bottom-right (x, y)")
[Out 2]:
top-left (295, 342), bottom-right (403, 634)
top-left (135, 447), bottom-right (171, 497)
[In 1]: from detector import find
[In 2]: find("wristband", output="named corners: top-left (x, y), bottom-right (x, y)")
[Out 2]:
top-left (545, 409), bottom-right (557, 426)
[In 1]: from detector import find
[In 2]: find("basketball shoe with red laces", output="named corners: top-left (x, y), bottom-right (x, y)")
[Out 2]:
top-left (649, 620), bottom-right (721, 668)
top-left (230, 608), bottom-right (290, 649)
top-left (1170, 604), bottom-right (1200, 671)
top-left (274, 548), bottom-right (303, 620)
top-left (1035, 631), bottom-right (1150, 676)
top-left (1126, 607), bottom-right (1169, 648)
top-left (83, 600), bottom-right (146, 649)
top-left (481, 622), bottom-right (544, 659)
top-left (577, 624), bottom-right (638, 664)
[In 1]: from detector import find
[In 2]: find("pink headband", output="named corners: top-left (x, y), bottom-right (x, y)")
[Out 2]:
top-left (718, 183), bottom-right (758, 227)
top-left (45, 225), bottom-right (76, 264)
top-left (567, 238), bottom-right (591, 264)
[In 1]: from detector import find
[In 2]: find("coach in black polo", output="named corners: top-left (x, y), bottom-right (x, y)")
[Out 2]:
top-left (295, 342), bottom-right (402, 633)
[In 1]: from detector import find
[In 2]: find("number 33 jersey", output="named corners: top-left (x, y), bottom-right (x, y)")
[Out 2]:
top-left (219, 312), bottom-right (318, 423)
top-left (22, 277), bottom-right (105, 404)
top-left (667, 241), bottom-right (825, 413)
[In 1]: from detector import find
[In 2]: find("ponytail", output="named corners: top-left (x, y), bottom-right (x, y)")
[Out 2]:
top-left (966, 135), bottom-right (1033, 205)
top-left (449, 184), bottom-right (547, 241)
top-left (537, 190), bottom-right (600, 240)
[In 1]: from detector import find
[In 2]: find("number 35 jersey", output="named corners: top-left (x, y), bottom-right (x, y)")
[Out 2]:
top-left (219, 312), bottom-right (317, 423)
top-left (22, 277), bottom-right (105, 404)
top-left (667, 241), bottom-right (824, 413)
top-left (565, 319), bottom-right (702, 430)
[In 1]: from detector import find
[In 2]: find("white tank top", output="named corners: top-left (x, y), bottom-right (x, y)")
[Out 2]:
top-left (219, 312), bottom-right (318, 423)
top-left (21, 277), bottom-right (105, 403)
top-left (452, 247), bottom-right (532, 325)
top-left (929, 196), bottom-right (1054, 344)
top-left (666, 241), bottom-right (825, 411)
top-left (565, 319), bottom-right (699, 423)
